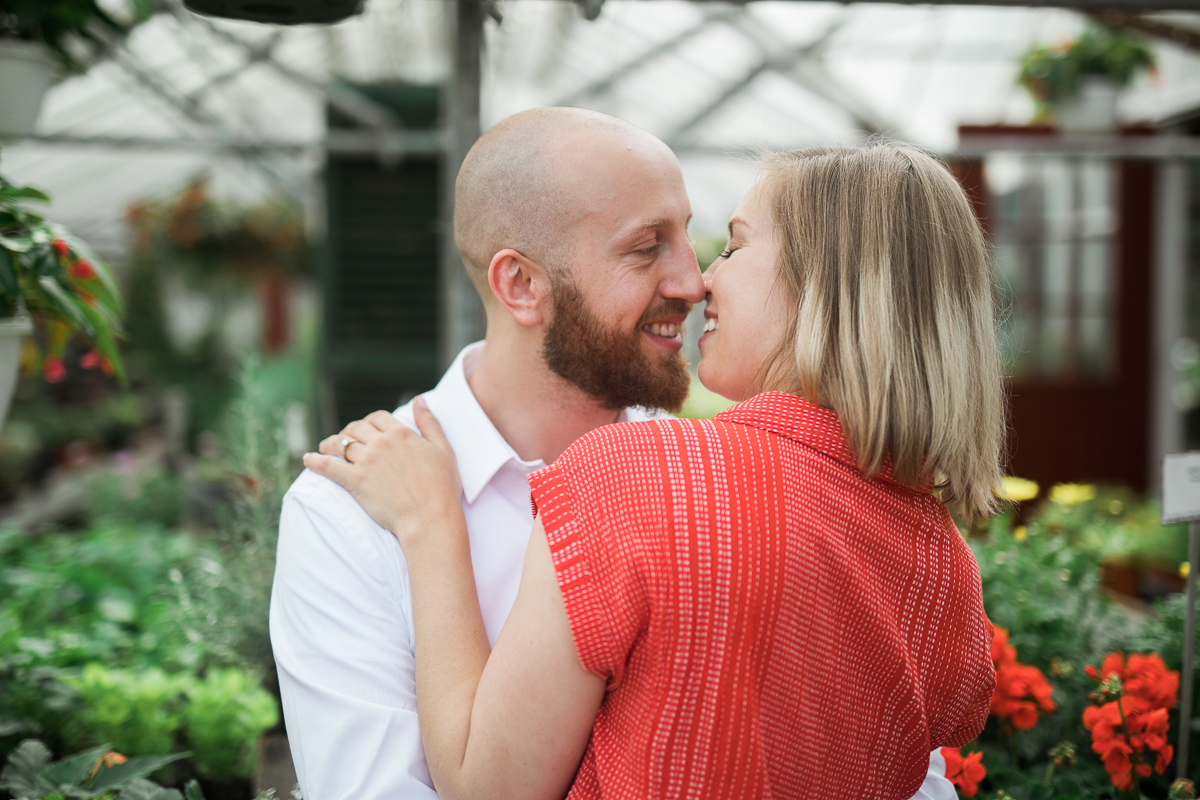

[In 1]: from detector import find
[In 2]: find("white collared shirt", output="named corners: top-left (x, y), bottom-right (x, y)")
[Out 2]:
top-left (269, 341), bottom-right (955, 800)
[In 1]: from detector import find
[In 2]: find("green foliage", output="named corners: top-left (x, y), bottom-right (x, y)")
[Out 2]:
top-left (966, 487), bottom-right (1197, 798)
top-left (0, 738), bottom-right (199, 800)
top-left (57, 664), bottom-right (277, 784)
top-left (172, 357), bottom-right (301, 690)
top-left (0, 176), bottom-right (125, 382)
top-left (0, 524), bottom-right (278, 782)
top-left (1019, 26), bottom-right (1155, 116)
top-left (65, 666), bottom-right (185, 757)
top-left (182, 670), bottom-right (278, 782)
top-left (0, 0), bottom-right (153, 71)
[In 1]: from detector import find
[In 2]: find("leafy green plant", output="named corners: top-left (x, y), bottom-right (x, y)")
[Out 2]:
top-left (0, 1), bottom-right (152, 71)
top-left (1019, 26), bottom-right (1155, 119)
top-left (0, 738), bottom-right (199, 800)
top-left (0, 177), bottom-right (125, 382)
top-left (172, 357), bottom-right (301, 692)
top-left (182, 670), bottom-right (277, 782)
top-left (65, 666), bottom-right (185, 758)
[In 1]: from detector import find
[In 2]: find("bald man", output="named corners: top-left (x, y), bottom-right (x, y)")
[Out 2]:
top-left (269, 108), bottom-right (955, 800)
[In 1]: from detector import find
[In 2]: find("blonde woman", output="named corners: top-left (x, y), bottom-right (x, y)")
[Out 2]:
top-left (305, 144), bottom-right (1001, 800)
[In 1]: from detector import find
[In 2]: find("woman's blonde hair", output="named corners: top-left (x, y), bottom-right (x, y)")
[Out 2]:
top-left (757, 144), bottom-right (1005, 520)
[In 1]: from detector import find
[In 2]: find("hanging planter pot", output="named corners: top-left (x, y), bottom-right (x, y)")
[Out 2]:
top-left (0, 316), bottom-right (32, 433)
top-left (183, 0), bottom-right (365, 24)
top-left (1055, 76), bottom-right (1119, 134)
top-left (0, 40), bottom-right (59, 141)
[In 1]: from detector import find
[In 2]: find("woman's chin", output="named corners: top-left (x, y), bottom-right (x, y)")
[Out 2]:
top-left (696, 362), bottom-right (739, 403)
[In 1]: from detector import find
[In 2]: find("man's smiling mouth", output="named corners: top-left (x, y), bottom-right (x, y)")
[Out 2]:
top-left (642, 322), bottom-right (681, 338)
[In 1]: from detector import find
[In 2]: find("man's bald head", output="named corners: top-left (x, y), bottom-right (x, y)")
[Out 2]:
top-left (453, 107), bottom-right (676, 300)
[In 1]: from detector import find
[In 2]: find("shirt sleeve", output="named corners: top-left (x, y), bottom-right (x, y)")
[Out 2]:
top-left (906, 751), bottom-right (957, 800)
top-left (528, 446), bottom-right (651, 690)
top-left (269, 471), bottom-right (438, 800)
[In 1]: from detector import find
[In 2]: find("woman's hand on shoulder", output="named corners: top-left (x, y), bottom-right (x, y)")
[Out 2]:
top-left (303, 399), bottom-right (463, 550)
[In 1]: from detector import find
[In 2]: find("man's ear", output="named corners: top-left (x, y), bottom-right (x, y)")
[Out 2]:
top-left (487, 248), bottom-right (551, 327)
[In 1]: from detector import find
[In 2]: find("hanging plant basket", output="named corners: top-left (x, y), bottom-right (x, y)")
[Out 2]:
top-left (1018, 27), bottom-right (1155, 130)
top-left (0, 315), bottom-right (32, 432)
top-left (0, 40), bottom-right (58, 141)
top-left (1056, 75), bottom-right (1120, 134)
top-left (183, 0), bottom-right (364, 24)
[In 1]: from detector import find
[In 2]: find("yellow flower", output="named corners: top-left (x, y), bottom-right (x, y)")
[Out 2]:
top-left (1049, 483), bottom-right (1096, 507)
top-left (1181, 562), bottom-right (1191, 579)
top-left (999, 476), bottom-right (1040, 502)
top-left (1014, 526), bottom-right (1028, 542)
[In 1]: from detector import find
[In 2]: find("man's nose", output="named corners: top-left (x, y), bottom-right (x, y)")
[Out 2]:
top-left (662, 241), bottom-right (706, 304)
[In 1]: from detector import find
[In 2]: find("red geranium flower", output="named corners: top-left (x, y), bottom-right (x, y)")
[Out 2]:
top-left (69, 259), bottom-right (96, 280)
top-left (80, 351), bottom-right (100, 370)
top-left (991, 624), bottom-right (1017, 668)
top-left (942, 747), bottom-right (986, 798)
top-left (43, 356), bottom-right (65, 383)
top-left (1083, 652), bottom-right (1178, 791)
top-left (992, 662), bottom-right (1057, 730)
top-left (52, 239), bottom-right (70, 259)
top-left (988, 624), bottom-right (1055, 733)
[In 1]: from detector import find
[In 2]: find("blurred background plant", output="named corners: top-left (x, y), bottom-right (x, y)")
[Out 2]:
top-left (0, 177), bottom-right (126, 384)
top-left (0, 354), bottom-right (305, 799)
top-left (958, 481), bottom-right (1200, 799)
top-left (1018, 25), bottom-right (1156, 123)
top-left (0, 0), bottom-right (153, 71)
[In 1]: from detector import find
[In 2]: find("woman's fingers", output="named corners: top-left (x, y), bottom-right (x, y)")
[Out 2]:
top-left (365, 410), bottom-right (402, 431)
top-left (414, 396), bottom-right (455, 461)
top-left (303, 452), bottom-right (356, 487)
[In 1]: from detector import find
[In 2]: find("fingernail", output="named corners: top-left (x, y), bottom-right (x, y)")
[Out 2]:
top-left (416, 395), bottom-right (428, 409)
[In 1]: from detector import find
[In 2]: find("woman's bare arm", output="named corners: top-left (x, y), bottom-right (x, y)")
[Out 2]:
top-left (304, 403), bottom-right (604, 800)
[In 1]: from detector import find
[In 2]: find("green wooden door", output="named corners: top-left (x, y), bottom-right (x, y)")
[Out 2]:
top-left (324, 84), bottom-right (443, 428)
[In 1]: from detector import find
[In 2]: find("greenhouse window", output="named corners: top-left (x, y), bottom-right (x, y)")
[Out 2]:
top-left (987, 154), bottom-right (1118, 381)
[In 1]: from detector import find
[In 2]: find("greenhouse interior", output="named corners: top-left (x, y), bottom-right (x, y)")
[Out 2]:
top-left (8, 0), bottom-right (1200, 798)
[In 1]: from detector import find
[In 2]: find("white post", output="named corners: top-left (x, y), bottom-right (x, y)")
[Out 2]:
top-left (1152, 159), bottom-right (1188, 491)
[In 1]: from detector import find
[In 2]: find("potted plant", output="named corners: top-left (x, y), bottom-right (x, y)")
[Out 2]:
top-left (0, 175), bottom-right (125, 431)
top-left (0, 0), bottom-right (151, 139)
top-left (1018, 26), bottom-right (1156, 133)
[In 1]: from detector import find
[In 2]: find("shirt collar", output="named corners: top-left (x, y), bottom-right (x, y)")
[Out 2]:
top-left (714, 391), bottom-right (931, 493)
top-left (423, 342), bottom-right (544, 505)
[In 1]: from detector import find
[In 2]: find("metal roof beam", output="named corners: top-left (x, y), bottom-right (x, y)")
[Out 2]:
top-left (554, 8), bottom-right (738, 106)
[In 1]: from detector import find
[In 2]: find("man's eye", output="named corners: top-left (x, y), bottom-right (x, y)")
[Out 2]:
top-left (637, 244), bottom-right (660, 257)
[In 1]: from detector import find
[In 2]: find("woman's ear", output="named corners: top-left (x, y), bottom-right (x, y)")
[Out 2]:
top-left (487, 249), bottom-right (551, 327)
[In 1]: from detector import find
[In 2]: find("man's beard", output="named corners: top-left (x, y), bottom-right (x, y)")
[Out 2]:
top-left (542, 276), bottom-right (692, 413)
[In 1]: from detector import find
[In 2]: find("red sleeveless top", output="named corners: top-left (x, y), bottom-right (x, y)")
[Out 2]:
top-left (528, 392), bottom-right (994, 800)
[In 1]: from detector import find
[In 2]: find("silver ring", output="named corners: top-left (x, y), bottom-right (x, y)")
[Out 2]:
top-left (340, 437), bottom-right (358, 451)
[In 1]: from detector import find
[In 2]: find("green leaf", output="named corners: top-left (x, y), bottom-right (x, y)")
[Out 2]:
top-left (89, 754), bottom-right (189, 793)
top-left (0, 247), bottom-right (18, 297)
top-left (39, 745), bottom-right (112, 795)
top-left (0, 739), bottom-right (54, 798)
top-left (0, 186), bottom-right (52, 203)
top-left (183, 779), bottom-right (205, 800)
top-left (0, 234), bottom-right (34, 253)
top-left (116, 778), bottom-right (183, 800)
top-left (38, 276), bottom-right (90, 332)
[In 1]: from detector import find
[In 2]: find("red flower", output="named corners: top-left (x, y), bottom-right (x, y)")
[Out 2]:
top-left (52, 239), bottom-right (70, 259)
top-left (942, 747), bottom-right (986, 797)
top-left (991, 624), bottom-right (1017, 667)
top-left (80, 351), bottom-right (101, 370)
top-left (44, 356), bottom-right (65, 383)
top-left (992, 662), bottom-right (1057, 730)
top-left (69, 259), bottom-right (96, 281)
top-left (1083, 652), bottom-right (1178, 791)
top-left (988, 624), bottom-right (1055, 732)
